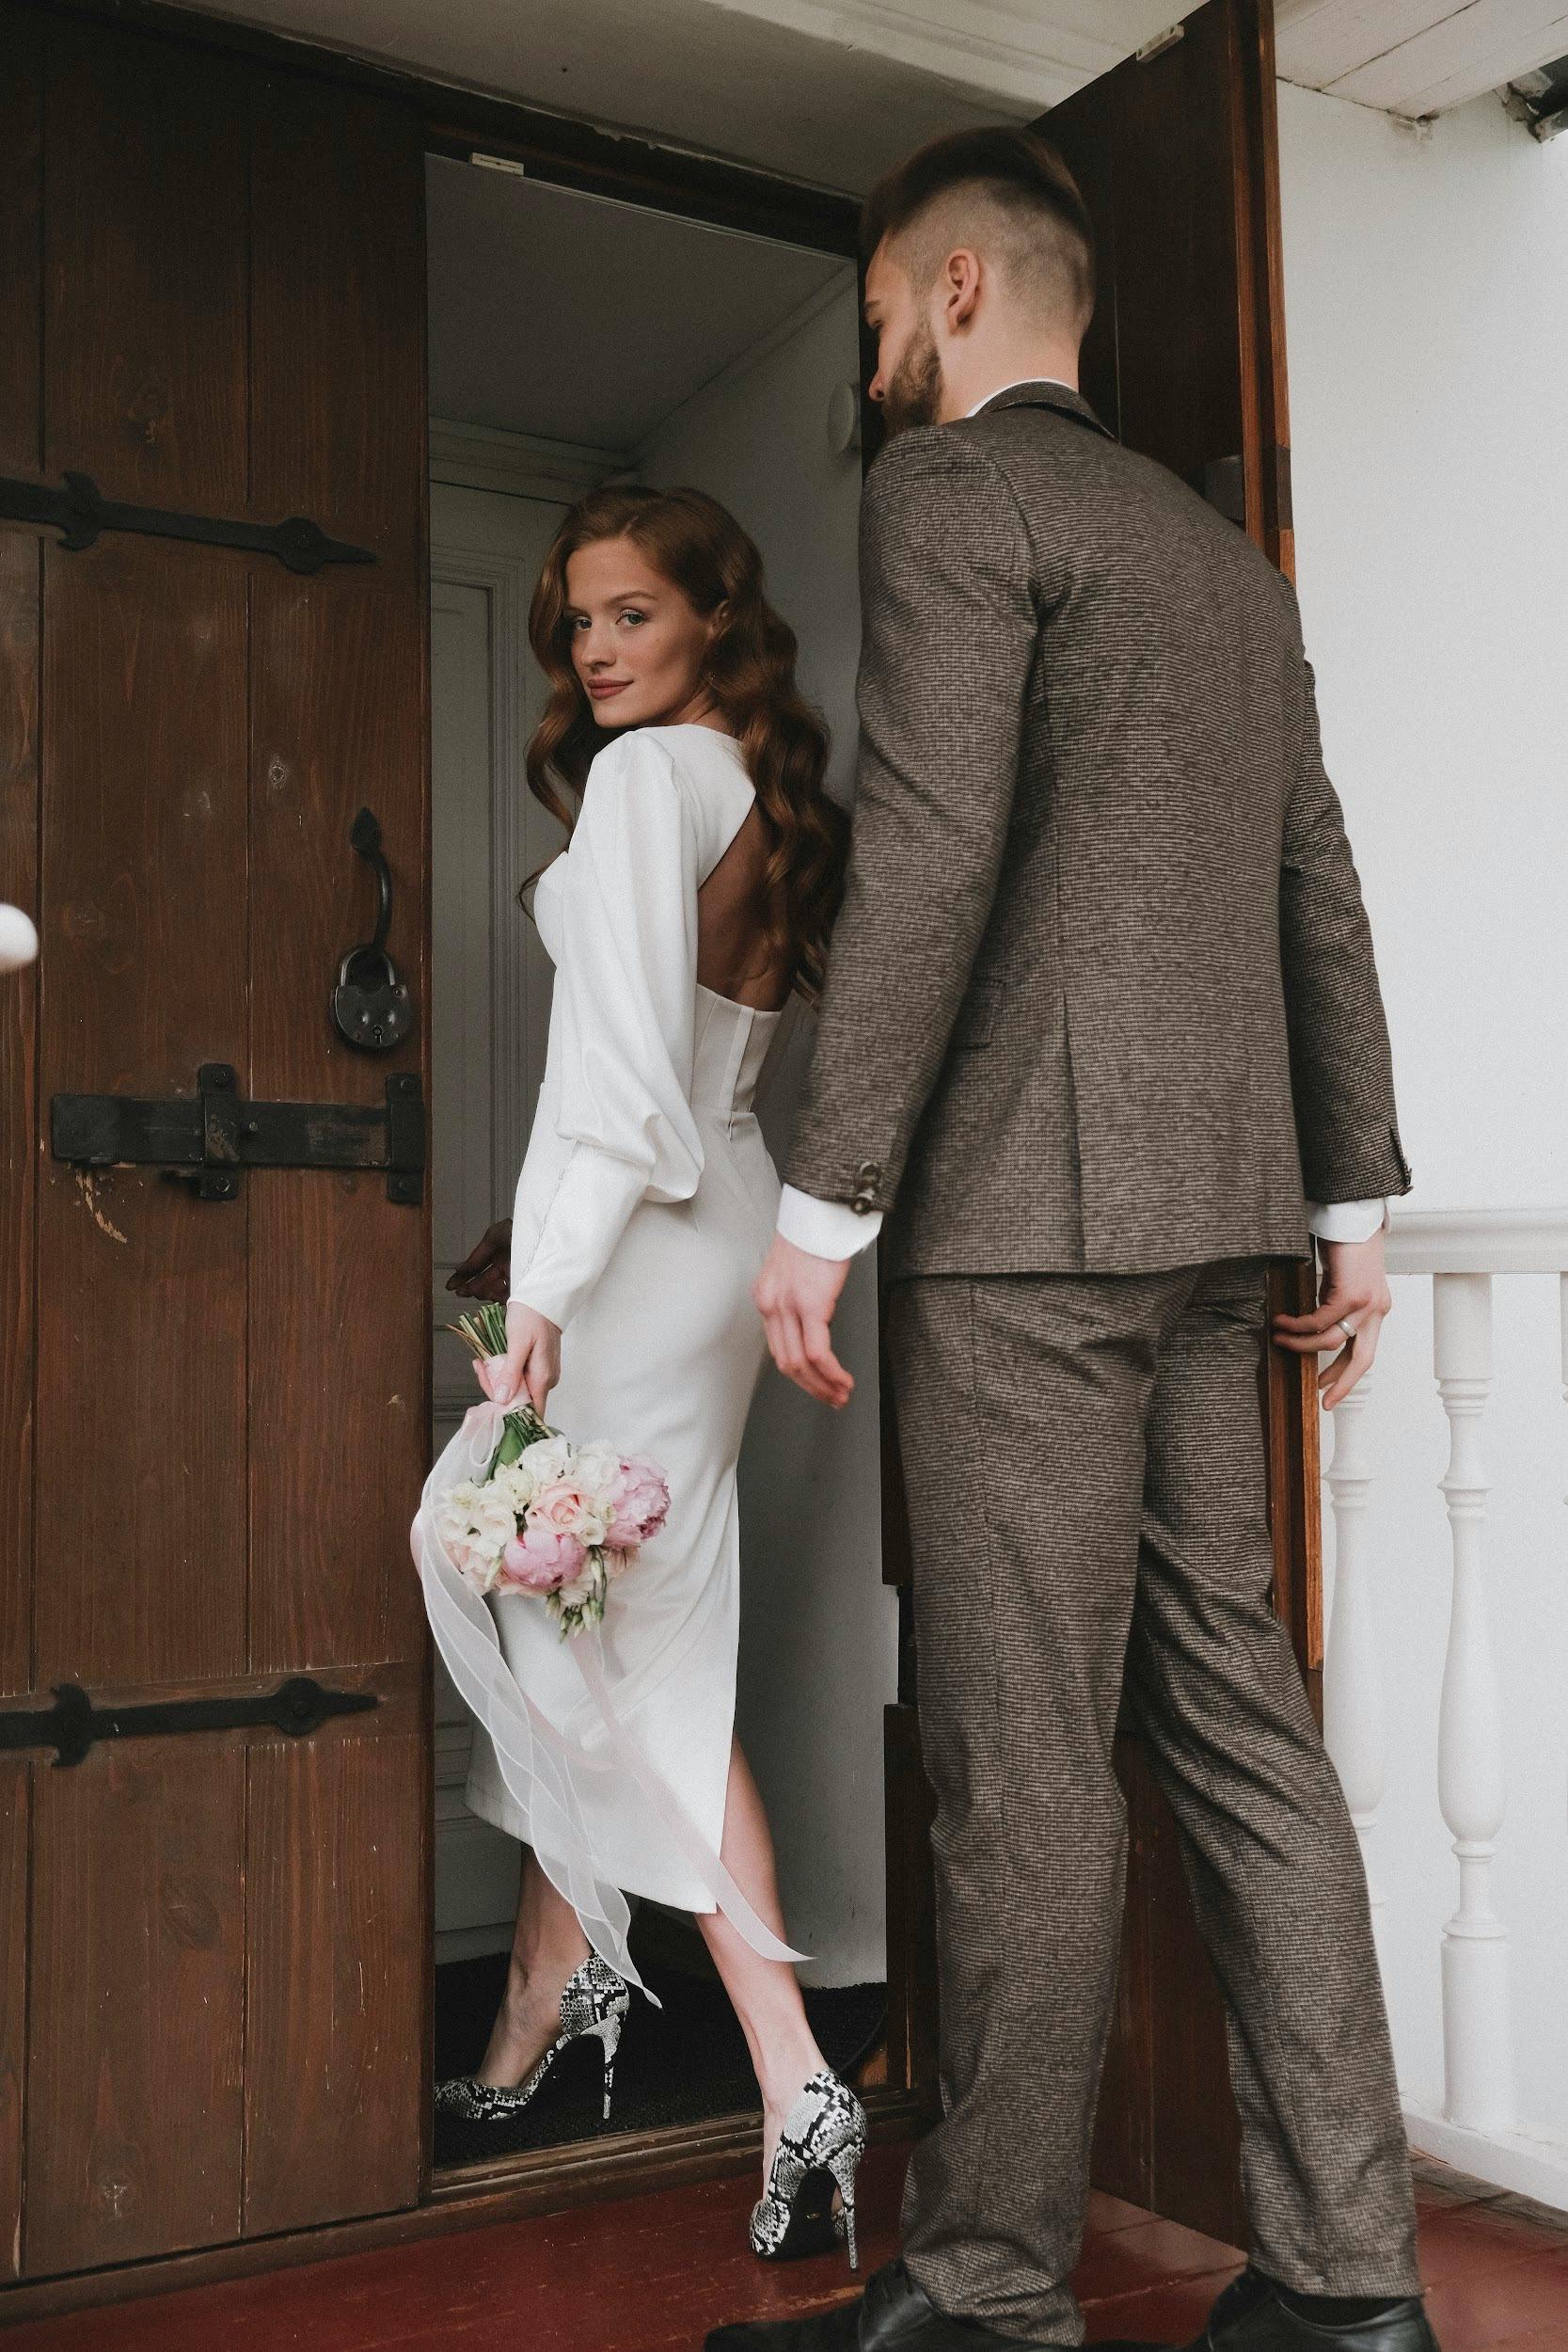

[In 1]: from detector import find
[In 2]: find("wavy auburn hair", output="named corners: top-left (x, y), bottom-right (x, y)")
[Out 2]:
top-left (520, 485), bottom-right (849, 1007)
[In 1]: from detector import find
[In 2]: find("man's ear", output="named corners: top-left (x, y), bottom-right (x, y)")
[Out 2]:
top-left (942, 247), bottom-right (983, 333)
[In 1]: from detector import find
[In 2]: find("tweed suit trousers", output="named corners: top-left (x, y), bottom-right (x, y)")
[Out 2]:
top-left (884, 1258), bottom-right (1421, 2346)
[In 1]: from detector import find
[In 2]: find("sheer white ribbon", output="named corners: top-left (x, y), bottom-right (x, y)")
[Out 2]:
top-left (410, 1391), bottom-right (809, 2000)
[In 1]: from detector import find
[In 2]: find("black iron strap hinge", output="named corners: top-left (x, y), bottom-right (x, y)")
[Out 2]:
top-left (0, 1677), bottom-right (377, 1768)
top-left (51, 1063), bottom-right (424, 1204)
top-left (0, 469), bottom-right (376, 574)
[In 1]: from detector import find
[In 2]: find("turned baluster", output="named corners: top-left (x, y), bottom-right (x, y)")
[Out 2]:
top-left (1433, 1271), bottom-right (1513, 2134)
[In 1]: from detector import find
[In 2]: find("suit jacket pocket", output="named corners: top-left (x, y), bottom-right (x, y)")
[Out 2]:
top-left (951, 974), bottom-right (1006, 1051)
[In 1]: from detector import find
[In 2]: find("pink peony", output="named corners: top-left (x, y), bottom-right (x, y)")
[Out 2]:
top-left (604, 1457), bottom-right (670, 1549)
top-left (497, 1526), bottom-right (585, 1593)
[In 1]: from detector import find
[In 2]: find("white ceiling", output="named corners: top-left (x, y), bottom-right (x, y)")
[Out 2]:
top-left (426, 156), bottom-right (850, 449)
top-left (183, 0), bottom-right (1568, 191)
top-left (185, 0), bottom-right (1022, 192)
top-left (1275, 0), bottom-right (1568, 116)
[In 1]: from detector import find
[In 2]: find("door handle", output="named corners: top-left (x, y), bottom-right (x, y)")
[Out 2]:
top-left (332, 805), bottom-right (415, 1053)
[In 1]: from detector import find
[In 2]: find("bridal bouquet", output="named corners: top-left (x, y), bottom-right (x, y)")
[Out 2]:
top-left (440, 1301), bottom-right (670, 1637)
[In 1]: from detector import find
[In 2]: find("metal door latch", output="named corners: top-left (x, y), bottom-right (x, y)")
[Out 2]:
top-left (51, 1063), bottom-right (425, 1204)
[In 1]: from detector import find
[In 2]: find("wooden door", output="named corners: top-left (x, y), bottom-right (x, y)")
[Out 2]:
top-left (0, 1), bottom-right (431, 2282)
top-left (880, 0), bottom-right (1319, 2247)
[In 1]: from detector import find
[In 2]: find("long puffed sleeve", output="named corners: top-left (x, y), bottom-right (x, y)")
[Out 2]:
top-left (509, 732), bottom-right (706, 1332)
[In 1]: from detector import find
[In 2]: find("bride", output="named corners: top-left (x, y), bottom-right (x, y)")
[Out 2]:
top-left (428, 483), bottom-right (869, 2266)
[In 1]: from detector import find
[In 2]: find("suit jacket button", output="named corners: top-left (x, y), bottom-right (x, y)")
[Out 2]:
top-left (851, 1190), bottom-right (876, 1215)
top-left (855, 1159), bottom-right (881, 1183)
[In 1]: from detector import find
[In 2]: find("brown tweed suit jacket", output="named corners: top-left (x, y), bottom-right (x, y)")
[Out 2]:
top-left (783, 379), bottom-right (1413, 1279)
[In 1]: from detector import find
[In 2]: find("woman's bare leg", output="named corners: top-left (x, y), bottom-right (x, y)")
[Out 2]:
top-left (696, 1736), bottom-right (832, 2183)
top-left (474, 1847), bottom-right (591, 2088)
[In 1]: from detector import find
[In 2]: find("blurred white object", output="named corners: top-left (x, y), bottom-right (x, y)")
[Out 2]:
top-left (825, 378), bottom-right (861, 456)
top-left (0, 904), bottom-right (39, 972)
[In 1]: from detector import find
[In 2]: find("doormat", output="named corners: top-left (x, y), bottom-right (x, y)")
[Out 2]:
top-left (433, 1947), bottom-right (887, 2168)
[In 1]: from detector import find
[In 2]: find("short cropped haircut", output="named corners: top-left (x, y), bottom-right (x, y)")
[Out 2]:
top-left (860, 125), bottom-right (1096, 337)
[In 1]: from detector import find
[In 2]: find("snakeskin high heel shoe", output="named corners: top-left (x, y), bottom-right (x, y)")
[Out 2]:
top-left (436, 1952), bottom-right (630, 2125)
top-left (749, 2068), bottom-right (869, 2271)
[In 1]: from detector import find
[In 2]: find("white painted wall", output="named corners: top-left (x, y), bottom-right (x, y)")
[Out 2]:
top-left (1277, 84), bottom-right (1568, 2161)
top-left (638, 272), bottom-right (900, 1985)
top-left (634, 272), bottom-right (865, 803)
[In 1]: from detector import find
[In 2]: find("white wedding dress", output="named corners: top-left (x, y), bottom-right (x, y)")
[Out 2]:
top-left (414, 722), bottom-right (809, 1994)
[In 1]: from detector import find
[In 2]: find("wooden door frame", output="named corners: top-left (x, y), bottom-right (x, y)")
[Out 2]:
top-left (1, 0), bottom-right (1319, 2323)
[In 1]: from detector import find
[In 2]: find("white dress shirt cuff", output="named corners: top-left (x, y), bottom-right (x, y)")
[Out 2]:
top-left (776, 1182), bottom-right (882, 1260)
top-left (1306, 1196), bottom-right (1388, 1244)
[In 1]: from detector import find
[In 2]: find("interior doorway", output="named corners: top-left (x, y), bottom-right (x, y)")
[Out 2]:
top-left (422, 154), bottom-right (898, 2178)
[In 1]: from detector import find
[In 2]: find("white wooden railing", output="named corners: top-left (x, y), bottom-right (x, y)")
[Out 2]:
top-left (1322, 1209), bottom-right (1568, 2204)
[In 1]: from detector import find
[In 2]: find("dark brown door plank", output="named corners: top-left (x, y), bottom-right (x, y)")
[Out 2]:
top-left (0, 10), bottom-right (40, 2283)
top-left (0, 3), bottom-right (42, 475)
top-left (244, 68), bottom-right (430, 2236)
top-left (34, 544), bottom-right (248, 1690)
top-left (245, 71), bottom-right (428, 1683)
top-left (243, 1728), bottom-right (425, 2234)
top-left (0, 1765), bottom-right (26, 2280)
top-left (245, 576), bottom-right (427, 1677)
top-left (43, 14), bottom-right (248, 507)
top-left (23, 1744), bottom-right (245, 2275)
top-left (249, 77), bottom-right (426, 573)
top-left (0, 8), bottom-right (42, 1709)
top-left (0, 528), bottom-right (40, 1707)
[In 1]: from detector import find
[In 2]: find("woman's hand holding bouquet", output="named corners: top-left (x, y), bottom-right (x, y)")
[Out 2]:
top-left (440, 1300), bottom-right (669, 1638)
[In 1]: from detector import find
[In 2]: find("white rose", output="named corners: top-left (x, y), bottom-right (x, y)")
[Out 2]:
top-left (472, 1488), bottom-right (516, 1552)
top-left (489, 1461), bottom-right (536, 1516)
top-left (519, 1435), bottom-right (573, 1486)
top-left (458, 1544), bottom-right (500, 1597)
top-left (572, 1441), bottom-right (622, 1499)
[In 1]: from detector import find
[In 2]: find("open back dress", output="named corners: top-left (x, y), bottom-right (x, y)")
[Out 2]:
top-left (417, 721), bottom-right (809, 1995)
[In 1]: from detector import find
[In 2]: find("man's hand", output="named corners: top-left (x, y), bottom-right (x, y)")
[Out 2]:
top-left (448, 1216), bottom-right (512, 1302)
top-left (753, 1232), bottom-right (854, 1408)
top-left (478, 1297), bottom-right (561, 1420)
top-left (1272, 1230), bottom-right (1392, 1410)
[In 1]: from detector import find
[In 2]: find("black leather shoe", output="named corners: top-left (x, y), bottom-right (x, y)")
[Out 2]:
top-left (704, 2254), bottom-right (1170, 2349)
top-left (1182, 2267), bottom-right (1440, 2352)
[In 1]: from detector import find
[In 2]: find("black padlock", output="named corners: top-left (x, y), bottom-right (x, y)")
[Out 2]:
top-left (332, 805), bottom-right (417, 1052)
top-left (332, 944), bottom-right (414, 1053)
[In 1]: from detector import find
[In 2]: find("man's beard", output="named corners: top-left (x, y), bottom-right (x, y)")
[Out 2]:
top-left (881, 313), bottom-right (943, 437)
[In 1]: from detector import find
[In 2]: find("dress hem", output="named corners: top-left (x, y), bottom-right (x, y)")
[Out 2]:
top-left (462, 1766), bottom-right (722, 1918)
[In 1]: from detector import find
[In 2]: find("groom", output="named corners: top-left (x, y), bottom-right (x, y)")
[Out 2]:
top-left (724, 128), bottom-right (1436, 2352)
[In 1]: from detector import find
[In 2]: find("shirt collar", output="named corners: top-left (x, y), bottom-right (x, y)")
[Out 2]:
top-left (964, 375), bottom-right (1074, 417)
top-left (963, 377), bottom-right (1115, 440)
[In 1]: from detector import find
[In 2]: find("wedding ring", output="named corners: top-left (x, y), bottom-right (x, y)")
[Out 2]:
top-left (1337, 1317), bottom-right (1357, 1344)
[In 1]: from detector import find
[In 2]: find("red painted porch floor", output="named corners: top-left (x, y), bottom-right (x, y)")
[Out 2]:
top-left (4, 2149), bottom-right (1565, 2349)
